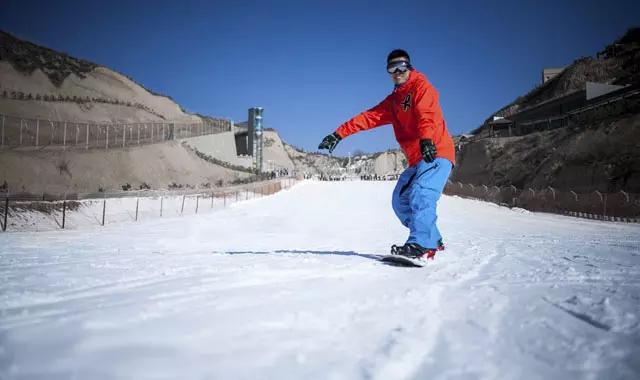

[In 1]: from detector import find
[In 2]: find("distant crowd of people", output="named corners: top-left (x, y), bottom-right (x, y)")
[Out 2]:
top-left (360, 174), bottom-right (400, 181)
top-left (313, 174), bottom-right (400, 181)
top-left (266, 168), bottom-right (289, 179)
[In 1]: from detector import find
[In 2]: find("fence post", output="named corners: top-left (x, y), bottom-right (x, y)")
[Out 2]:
top-left (20, 119), bottom-right (23, 146)
top-left (36, 119), bottom-right (39, 147)
top-left (137, 124), bottom-right (140, 145)
top-left (211, 192), bottom-right (215, 208)
top-left (181, 194), bottom-right (186, 215)
top-left (160, 196), bottom-right (163, 217)
top-left (548, 187), bottom-right (556, 200)
top-left (195, 195), bottom-right (199, 214)
top-left (62, 198), bottom-right (66, 230)
top-left (0, 114), bottom-right (4, 149)
top-left (86, 124), bottom-right (89, 149)
top-left (63, 122), bottom-right (67, 151)
top-left (102, 195), bottom-right (106, 226)
top-left (594, 191), bottom-right (604, 217)
top-left (570, 190), bottom-right (578, 202)
top-left (594, 191), bottom-right (603, 202)
top-left (620, 190), bottom-right (629, 203)
top-left (123, 124), bottom-right (126, 148)
top-left (75, 124), bottom-right (79, 146)
top-left (135, 197), bottom-right (139, 221)
top-left (2, 197), bottom-right (8, 232)
top-left (106, 125), bottom-right (109, 150)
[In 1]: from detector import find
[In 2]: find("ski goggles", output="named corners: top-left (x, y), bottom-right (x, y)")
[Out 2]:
top-left (387, 60), bottom-right (411, 74)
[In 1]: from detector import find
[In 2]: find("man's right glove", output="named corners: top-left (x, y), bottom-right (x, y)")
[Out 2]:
top-left (318, 132), bottom-right (342, 153)
top-left (420, 139), bottom-right (437, 163)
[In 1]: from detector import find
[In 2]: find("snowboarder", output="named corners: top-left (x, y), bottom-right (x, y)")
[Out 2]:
top-left (318, 49), bottom-right (455, 261)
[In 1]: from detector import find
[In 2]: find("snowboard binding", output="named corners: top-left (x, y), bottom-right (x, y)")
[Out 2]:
top-left (391, 243), bottom-right (437, 260)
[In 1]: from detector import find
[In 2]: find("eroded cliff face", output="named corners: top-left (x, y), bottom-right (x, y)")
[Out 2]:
top-left (452, 113), bottom-right (640, 193)
top-left (0, 30), bottom-right (201, 123)
top-left (484, 28), bottom-right (639, 125)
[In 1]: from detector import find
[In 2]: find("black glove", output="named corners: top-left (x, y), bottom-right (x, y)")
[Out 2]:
top-left (420, 139), bottom-right (437, 163)
top-left (318, 132), bottom-right (342, 153)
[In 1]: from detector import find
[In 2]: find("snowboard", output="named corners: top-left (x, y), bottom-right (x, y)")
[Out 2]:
top-left (380, 254), bottom-right (426, 267)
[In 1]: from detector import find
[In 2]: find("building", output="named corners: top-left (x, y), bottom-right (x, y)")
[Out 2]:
top-left (542, 68), bottom-right (565, 83)
top-left (479, 81), bottom-right (637, 138)
top-left (248, 107), bottom-right (264, 172)
top-left (233, 107), bottom-right (265, 171)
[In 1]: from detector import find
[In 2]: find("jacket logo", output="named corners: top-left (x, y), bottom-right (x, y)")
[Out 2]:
top-left (401, 93), bottom-right (412, 111)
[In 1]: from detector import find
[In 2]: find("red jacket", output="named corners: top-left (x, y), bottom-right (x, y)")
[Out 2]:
top-left (336, 70), bottom-right (455, 167)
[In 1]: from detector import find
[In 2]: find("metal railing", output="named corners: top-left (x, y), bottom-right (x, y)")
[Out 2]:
top-left (470, 85), bottom-right (640, 140)
top-left (0, 177), bottom-right (298, 232)
top-left (0, 113), bottom-right (233, 150)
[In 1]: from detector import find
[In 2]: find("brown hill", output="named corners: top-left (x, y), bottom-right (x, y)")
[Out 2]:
top-left (455, 28), bottom-right (640, 193)
top-left (453, 113), bottom-right (640, 192)
top-left (0, 30), bottom-right (200, 123)
top-left (487, 27), bottom-right (640, 123)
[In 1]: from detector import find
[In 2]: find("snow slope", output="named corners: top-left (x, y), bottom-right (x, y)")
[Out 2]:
top-left (1, 181), bottom-right (639, 379)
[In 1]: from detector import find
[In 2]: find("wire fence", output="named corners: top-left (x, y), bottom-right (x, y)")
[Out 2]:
top-left (2, 178), bottom-right (636, 231)
top-left (0, 177), bottom-right (298, 232)
top-left (0, 113), bottom-right (233, 150)
top-left (444, 182), bottom-right (640, 223)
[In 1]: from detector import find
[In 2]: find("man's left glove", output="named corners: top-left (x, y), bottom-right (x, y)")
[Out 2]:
top-left (318, 132), bottom-right (342, 153)
top-left (420, 139), bottom-right (437, 163)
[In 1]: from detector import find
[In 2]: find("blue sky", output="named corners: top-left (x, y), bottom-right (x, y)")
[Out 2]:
top-left (1, 0), bottom-right (638, 155)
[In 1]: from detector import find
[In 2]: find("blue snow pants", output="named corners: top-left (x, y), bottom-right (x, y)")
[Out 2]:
top-left (391, 158), bottom-right (453, 249)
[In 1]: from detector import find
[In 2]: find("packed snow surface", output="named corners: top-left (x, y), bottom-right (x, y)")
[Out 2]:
top-left (1, 181), bottom-right (639, 379)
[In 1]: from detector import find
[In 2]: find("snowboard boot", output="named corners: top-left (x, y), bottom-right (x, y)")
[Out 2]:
top-left (437, 238), bottom-right (445, 251)
top-left (391, 243), bottom-right (437, 260)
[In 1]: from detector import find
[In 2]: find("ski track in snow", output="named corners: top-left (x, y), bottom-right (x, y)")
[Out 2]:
top-left (0, 181), bottom-right (639, 379)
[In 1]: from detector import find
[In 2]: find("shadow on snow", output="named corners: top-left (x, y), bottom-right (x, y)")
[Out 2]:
top-left (218, 249), bottom-right (390, 263)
